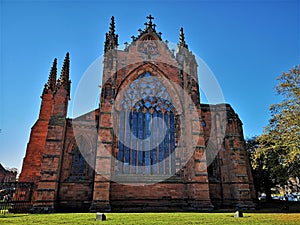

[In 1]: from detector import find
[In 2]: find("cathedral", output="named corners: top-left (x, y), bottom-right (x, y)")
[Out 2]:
top-left (19, 15), bottom-right (256, 213)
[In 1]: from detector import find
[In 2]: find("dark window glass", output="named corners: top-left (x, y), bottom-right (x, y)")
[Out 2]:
top-left (117, 72), bottom-right (176, 175)
top-left (72, 147), bottom-right (86, 176)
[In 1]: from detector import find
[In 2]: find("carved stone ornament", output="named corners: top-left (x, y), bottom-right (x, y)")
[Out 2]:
top-left (138, 40), bottom-right (160, 60)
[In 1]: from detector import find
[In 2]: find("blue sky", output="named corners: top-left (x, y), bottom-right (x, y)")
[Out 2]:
top-left (0, 0), bottom-right (299, 172)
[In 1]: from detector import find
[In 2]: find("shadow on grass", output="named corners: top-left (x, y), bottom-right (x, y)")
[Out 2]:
top-left (224, 214), bottom-right (251, 218)
top-left (0, 214), bottom-right (29, 218)
top-left (254, 200), bottom-right (300, 213)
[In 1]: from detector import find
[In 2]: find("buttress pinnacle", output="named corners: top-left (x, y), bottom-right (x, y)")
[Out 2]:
top-left (109, 16), bottom-right (115, 36)
top-left (46, 58), bottom-right (57, 91)
top-left (59, 52), bottom-right (70, 85)
top-left (179, 27), bottom-right (188, 49)
top-left (104, 16), bottom-right (119, 53)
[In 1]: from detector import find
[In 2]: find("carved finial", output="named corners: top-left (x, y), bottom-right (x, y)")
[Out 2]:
top-left (109, 16), bottom-right (115, 36)
top-left (59, 52), bottom-right (70, 85)
top-left (47, 58), bottom-right (57, 91)
top-left (104, 16), bottom-right (118, 53)
top-left (179, 27), bottom-right (188, 49)
top-left (44, 58), bottom-right (57, 93)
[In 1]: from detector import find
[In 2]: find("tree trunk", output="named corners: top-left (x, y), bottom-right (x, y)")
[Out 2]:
top-left (265, 177), bottom-right (272, 201)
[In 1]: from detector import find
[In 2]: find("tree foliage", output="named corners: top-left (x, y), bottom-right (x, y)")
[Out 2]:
top-left (252, 65), bottom-right (300, 198)
top-left (246, 137), bottom-right (281, 200)
top-left (5, 167), bottom-right (18, 174)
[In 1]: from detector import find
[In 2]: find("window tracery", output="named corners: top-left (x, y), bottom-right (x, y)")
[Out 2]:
top-left (117, 72), bottom-right (177, 175)
top-left (70, 139), bottom-right (90, 177)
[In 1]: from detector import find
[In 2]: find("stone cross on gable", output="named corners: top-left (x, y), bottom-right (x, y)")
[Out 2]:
top-left (145, 14), bottom-right (156, 30)
top-left (147, 14), bottom-right (154, 23)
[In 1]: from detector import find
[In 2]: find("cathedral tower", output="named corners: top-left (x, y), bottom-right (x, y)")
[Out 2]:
top-left (19, 58), bottom-right (58, 184)
top-left (90, 15), bottom-right (213, 211)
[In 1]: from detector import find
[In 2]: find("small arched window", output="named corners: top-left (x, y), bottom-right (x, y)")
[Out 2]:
top-left (70, 138), bottom-right (90, 177)
top-left (71, 147), bottom-right (86, 176)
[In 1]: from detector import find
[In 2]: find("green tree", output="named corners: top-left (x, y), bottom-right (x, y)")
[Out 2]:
top-left (246, 137), bottom-right (282, 201)
top-left (254, 65), bottom-right (300, 200)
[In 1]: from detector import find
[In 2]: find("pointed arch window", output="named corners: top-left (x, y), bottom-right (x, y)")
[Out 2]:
top-left (71, 147), bottom-right (86, 175)
top-left (70, 138), bottom-right (90, 177)
top-left (117, 72), bottom-right (177, 175)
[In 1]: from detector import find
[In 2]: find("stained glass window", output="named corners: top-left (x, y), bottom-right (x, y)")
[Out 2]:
top-left (71, 147), bottom-right (86, 175)
top-left (117, 72), bottom-right (176, 175)
top-left (71, 139), bottom-right (89, 176)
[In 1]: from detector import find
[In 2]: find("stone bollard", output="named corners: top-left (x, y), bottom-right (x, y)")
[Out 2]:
top-left (96, 212), bottom-right (106, 221)
top-left (234, 210), bottom-right (243, 218)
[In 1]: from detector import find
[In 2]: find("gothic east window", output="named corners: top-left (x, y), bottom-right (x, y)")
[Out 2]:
top-left (117, 72), bottom-right (177, 175)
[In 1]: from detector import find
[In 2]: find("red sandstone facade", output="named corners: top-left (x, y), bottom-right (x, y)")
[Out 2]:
top-left (19, 16), bottom-right (256, 213)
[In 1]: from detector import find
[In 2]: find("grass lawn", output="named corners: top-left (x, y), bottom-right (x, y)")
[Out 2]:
top-left (0, 213), bottom-right (300, 225)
